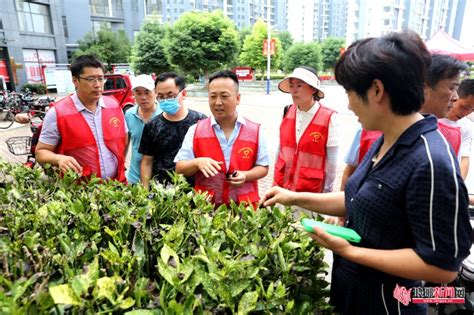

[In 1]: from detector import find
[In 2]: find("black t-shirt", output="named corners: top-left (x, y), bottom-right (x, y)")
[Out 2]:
top-left (139, 109), bottom-right (206, 183)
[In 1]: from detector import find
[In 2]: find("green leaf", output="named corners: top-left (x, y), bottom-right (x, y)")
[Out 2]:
top-left (119, 297), bottom-right (135, 309)
top-left (161, 243), bottom-right (179, 267)
top-left (71, 257), bottom-right (99, 298)
top-left (230, 280), bottom-right (251, 298)
top-left (168, 300), bottom-right (184, 313)
top-left (158, 258), bottom-right (177, 286)
top-left (49, 284), bottom-right (82, 306)
top-left (94, 276), bottom-right (119, 304)
top-left (164, 221), bottom-right (185, 243)
top-left (125, 310), bottom-right (155, 315)
top-left (237, 291), bottom-right (259, 315)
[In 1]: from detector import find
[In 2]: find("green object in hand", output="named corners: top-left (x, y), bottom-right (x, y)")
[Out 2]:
top-left (301, 218), bottom-right (362, 243)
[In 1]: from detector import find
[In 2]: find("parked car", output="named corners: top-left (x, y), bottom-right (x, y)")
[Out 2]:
top-left (103, 74), bottom-right (135, 113)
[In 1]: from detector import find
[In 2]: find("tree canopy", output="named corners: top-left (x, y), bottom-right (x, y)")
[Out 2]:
top-left (73, 28), bottom-right (131, 69)
top-left (281, 42), bottom-right (322, 73)
top-left (130, 20), bottom-right (171, 75)
top-left (163, 11), bottom-right (239, 78)
top-left (275, 31), bottom-right (294, 54)
top-left (320, 37), bottom-right (345, 71)
top-left (239, 19), bottom-right (282, 77)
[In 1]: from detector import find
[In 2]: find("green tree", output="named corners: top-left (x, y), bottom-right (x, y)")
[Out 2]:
top-left (130, 20), bottom-right (171, 75)
top-left (238, 26), bottom-right (252, 49)
top-left (281, 42), bottom-right (322, 73)
top-left (73, 28), bottom-right (131, 69)
top-left (239, 19), bottom-right (282, 79)
top-left (163, 11), bottom-right (239, 78)
top-left (320, 37), bottom-right (345, 71)
top-left (275, 31), bottom-right (294, 53)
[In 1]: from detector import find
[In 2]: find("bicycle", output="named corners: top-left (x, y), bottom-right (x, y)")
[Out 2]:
top-left (5, 110), bottom-right (46, 168)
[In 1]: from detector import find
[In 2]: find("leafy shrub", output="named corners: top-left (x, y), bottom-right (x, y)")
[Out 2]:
top-left (22, 83), bottom-right (47, 94)
top-left (0, 161), bottom-right (331, 314)
top-left (185, 74), bottom-right (196, 84)
top-left (255, 73), bottom-right (286, 80)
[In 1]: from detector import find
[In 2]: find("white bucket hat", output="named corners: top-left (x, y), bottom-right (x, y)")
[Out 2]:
top-left (278, 67), bottom-right (325, 99)
top-left (132, 74), bottom-right (155, 91)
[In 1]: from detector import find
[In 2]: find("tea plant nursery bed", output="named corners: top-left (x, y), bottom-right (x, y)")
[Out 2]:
top-left (0, 161), bottom-right (331, 314)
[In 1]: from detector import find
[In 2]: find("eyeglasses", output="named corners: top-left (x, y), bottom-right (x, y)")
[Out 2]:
top-left (156, 90), bottom-right (183, 102)
top-left (78, 76), bottom-right (107, 84)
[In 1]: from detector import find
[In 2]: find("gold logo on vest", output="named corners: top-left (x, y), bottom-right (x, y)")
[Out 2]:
top-left (109, 117), bottom-right (120, 127)
top-left (238, 147), bottom-right (254, 159)
top-left (309, 131), bottom-right (324, 142)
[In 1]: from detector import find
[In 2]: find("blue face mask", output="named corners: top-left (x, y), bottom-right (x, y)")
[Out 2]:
top-left (159, 98), bottom-right (180, 115)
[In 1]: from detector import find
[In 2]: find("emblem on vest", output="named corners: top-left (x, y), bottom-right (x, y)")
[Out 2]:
top-left (238, 147), bottom-right (254, 159)
top-left (309, 131), bottom-right (324, 142)
top-left (109, 117), bottom-right (121, 127)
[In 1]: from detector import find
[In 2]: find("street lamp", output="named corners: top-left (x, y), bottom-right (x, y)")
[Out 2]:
top-left (266, 0), bottom-right (271, 95)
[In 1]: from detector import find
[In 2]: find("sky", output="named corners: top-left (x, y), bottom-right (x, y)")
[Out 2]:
top-left (460, 0), bottom-right (474, 48)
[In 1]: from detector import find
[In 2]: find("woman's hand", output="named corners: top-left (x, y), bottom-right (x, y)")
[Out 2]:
top-left (308, 226), bottom-right (353, 256)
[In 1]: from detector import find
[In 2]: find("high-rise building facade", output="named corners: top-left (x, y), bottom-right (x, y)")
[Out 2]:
top-left (287, 0), bottom-right (331, 42)
top-left (62, 0), bottom-right (287, 54)
top-left (351, 0), bottom-right (462, 43)
top-left (0, 0), bottom-right (68, 91)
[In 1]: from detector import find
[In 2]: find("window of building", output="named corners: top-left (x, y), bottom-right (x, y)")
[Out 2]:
top-left (92, 20), bottom-right (111, 36)
top-left (115, 0), bottom-right (123, 11)
top-left (90, 0), bottom-right (110, 16)
top-left (16, 0), bottom-right (52, 34)
top-left (62, 16), bottom-right (68, 37)
top-left (146, 0), bottom-right (162, 15)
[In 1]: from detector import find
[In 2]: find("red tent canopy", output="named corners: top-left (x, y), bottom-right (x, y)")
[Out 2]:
top-left (425, 29), bottom-right (474, 61)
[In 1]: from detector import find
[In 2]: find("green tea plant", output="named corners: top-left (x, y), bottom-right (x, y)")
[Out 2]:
top-left (0, 160), bottom-right (331, 314)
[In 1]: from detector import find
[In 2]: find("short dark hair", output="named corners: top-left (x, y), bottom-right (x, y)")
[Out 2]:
top-left (208, 70), bottom-right (239, 91)
top-left (457, 78), bottom-right (474, 99)
top-left (155, 72), bottom-right (186, 91)
top-left (426, 54), bottom-right (468, 88)
top-left (70, 55), bottom-right (105, 78)
top-left (335, 31), bottom-right (431, 115)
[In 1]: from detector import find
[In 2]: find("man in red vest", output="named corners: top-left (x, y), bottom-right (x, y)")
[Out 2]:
top-left (274, 66), bottom-right (338, 193)
top-left (36, 55), bottom-right (127, 182)
top-left (175, 70), bottom-right (269, 206)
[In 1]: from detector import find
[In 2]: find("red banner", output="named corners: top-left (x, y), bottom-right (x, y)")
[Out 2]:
top-left (263, 39), bottom-right (276, 55)
top-left (0, 60), bottom-right (10, 82)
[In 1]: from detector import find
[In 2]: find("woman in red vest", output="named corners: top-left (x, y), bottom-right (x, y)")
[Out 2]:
top-left (274, 66), bottom-right (339, 194)
top-left (36, 55), bottom-right (127, 182)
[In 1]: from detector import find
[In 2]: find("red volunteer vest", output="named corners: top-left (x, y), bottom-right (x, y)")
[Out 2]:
top-left (358, 129), bottom-right (382, 164)
top-left (193, 117), bottom-right (260, 206)
top-left (274, 103), bottom-right (334, 193)
top-left (438, 120), bottom-right (461, 156)
top-left (55, 95), bottom-right (127, 183)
